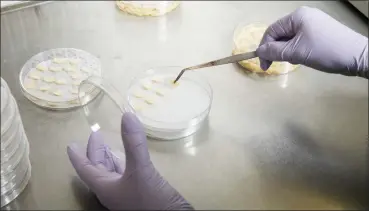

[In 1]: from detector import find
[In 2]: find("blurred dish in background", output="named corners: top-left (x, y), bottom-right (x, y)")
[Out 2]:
top-left (232, 23), bottom-right (299, 76)
top-left (116, 1), bottom-right (180, 16)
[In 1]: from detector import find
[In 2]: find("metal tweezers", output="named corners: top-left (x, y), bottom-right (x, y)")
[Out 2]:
top-left (173, 51), bottom-right (257, 83)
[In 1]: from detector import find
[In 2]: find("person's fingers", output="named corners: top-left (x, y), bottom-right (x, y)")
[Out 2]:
top-left (120, 112), bottom-right (150, 172)
top-left (67, 143), bottom-right (110, 191)
top-left (109, 150), bottom-right (125, 175)
top-left (257, 40), bottom-right (293, 67)
top-left (258, 11), bottom-right (296, 70)
top-left (87, 131), bottom-right (106, 166)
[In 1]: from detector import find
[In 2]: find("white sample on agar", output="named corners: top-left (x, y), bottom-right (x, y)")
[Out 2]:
top-left (144, 98), bottom-right (154, 105)
top-left (80, 67), bottom-right (90, 73)
top-left (154, 89), bottom-right (165, 97)
top-left (64, 66), bottom-right (77, 72)
top-left (53, 57), bottom-right (68, 64)
top-left (141, 82), bottom-right (151, 90)
top-left (132, 90), bottom-right (145, 98)
top-left (36, 63), bottom-right (47, 72)
top-left (28, 73), bottom-right (40, 80)
top-left (55, 79), bottom-right (67, 85)
top-left (39, 85), bottom-right (50, 92)
top-left (43, 76), bottom-right (55, 83)
top-left (49, 66), bottom-right (62, 72)
top-left (52, 90), bottom-right (62, 96)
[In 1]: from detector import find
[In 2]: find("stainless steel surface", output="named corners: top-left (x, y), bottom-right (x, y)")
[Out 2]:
top-left (348, 0), bottom-right (369, 18)
top-left (174, 51), bottom-right (257, 83)
top-left (0, 1), bottom-right (49, 15)
top-left (1, 1), bottom-right (368, 210)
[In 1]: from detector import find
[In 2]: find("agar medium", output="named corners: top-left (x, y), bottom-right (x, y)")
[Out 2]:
top-left (127, 67), bottom-right (212, 140)
top-left (19, 48), bottom-right (102, 110)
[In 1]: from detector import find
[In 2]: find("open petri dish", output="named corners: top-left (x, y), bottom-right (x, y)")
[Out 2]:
top-left (232, 22), bottom-right (299, 77)
top-left (116, 1), bottom-right (180, 17)
top-left (19, 48), bottom-right (102, 110)
top-left (79, 66), bottom-right (213, 141)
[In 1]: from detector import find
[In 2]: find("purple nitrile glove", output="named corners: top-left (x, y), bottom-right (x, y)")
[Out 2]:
top-left (67, 112), bottom-right (194, 210)
top-left (256, 6), bottom-right (368, 79)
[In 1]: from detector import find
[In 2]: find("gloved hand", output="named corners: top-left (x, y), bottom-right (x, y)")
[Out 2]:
top-left (256, 6), bottom-right (368, 79)
top-left (67, 112), bottom-right (194, 210)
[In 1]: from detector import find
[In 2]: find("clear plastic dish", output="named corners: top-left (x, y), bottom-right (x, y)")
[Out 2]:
top-left (116, 1), bottom-right (180, 17)
top-left (79, 66), bottom-right (213, 141)
top-left (1, 83), bottom-right (16, 136)
top-left (78, 76), bottom-right (130, 152)
top-left (19, 48), bottom-right (102, 110)
top-left (1, 163), bottom-right (31, 207)
top-left (1, 125), bottom-right (24, 163)
top-left (1, 139), bottom-right (28, 174)
top-left (1, 98), bottom-right (21, 151)
top-left (1, 151), bottom-right (30, 194)
top-left (232, 22), bottom-right (299, 77)
top-left (1, 142), bottom-right (29, 187)
top-left (1, 79), bottom-right (14, 132)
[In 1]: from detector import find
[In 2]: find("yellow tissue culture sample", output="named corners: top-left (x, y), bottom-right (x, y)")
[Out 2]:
top-left (36, 63), bottom-right (47, 72)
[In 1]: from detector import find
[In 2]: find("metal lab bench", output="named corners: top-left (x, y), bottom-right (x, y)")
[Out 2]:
top-left (1, 1), bottom-right (368, 210)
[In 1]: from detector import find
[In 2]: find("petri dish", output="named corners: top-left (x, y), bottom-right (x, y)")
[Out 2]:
top-left (1, 141), bottom-right (29, 187)
top-left (1, 125), bottom-right (24, 163)
top-left (1, 150), bottom-right (30, 195)
top-left (1, 79), bottom-right (16, 136)
top-left (78, 76), bottom-right (129, 154)
top-left (1, 99), bottom-right (21, 151)
top-left (232, 22), bottom-right (299, 77)
top-left (127, 66), bottom-right (212, 140)
top-left (1, 136), bottom-right (27, 174)
top-left (1, 162), bottom-right (31, 207)
top-left (19, 48), bottom-right (102, 110)
top-left (116, 1), bottom-right (180, 17)
top-left (79, 66), bottom-right (213, 141)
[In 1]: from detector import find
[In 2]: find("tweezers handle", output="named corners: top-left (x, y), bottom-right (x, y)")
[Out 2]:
top-left (173, 51), bottom-right (257, 83)
top-left (186, 51), bottom-right (257, 71)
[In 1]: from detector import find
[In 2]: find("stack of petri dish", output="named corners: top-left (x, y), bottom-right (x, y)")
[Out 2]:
top-left (1, 77), bottom-right (31, 207)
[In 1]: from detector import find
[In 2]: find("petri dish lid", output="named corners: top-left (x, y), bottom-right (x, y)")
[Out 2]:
top-left (1, 78), bottom-right (16, 135)
top-left (78, 76), bottom-right (132, 154)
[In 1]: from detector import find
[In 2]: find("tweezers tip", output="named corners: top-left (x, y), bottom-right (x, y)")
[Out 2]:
top-left (173, 69), bottom-right (185, 84)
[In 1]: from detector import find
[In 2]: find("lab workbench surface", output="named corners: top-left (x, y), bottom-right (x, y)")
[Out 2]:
top-left (1, 1), bottom-right (368, 210)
